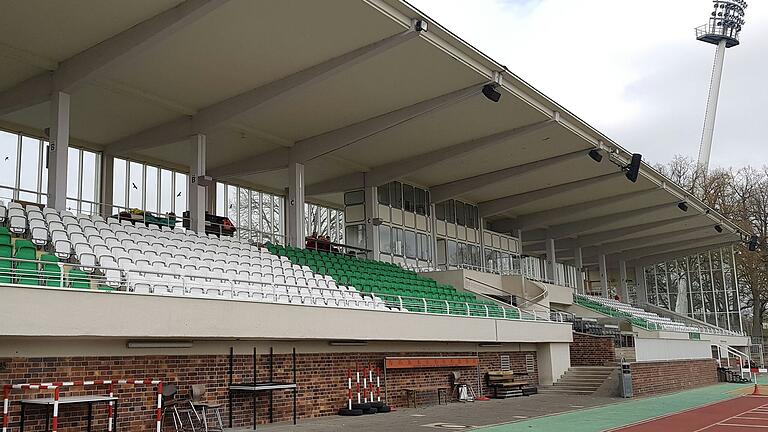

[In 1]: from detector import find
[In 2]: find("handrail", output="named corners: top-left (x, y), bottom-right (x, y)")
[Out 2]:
top-left (641, 302), bottom-right (744, 337)
top-left (715, 343), bottom-right (751, 380)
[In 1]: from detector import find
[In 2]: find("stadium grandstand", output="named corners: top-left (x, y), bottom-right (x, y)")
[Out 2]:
top-left (0, 1), bottom-right (756, 431)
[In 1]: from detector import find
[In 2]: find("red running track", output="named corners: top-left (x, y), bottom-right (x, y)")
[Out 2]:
top-left (610, 396), bottom-right (768, 432)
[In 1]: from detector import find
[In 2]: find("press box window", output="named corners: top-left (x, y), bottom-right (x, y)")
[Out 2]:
top-left (403, 184), bottom-right (415, 213)
top-left (344, 190), bottom-right (365, 206)
top-left (455, 201), bottom-right (466, 226)
top-left (390, 181), bottom-right (402, 209)
top-left (435, 201), bottom-right (446, 221)
top-left (446, 200), bottom-right (455, 223)
top-left (379, 225), bottom-right (391, 254)
top-left (377, 184), bottom-right (390, 206)
top-left (405, 230), bottom-right (417, 259)
top-left (415, 188), bottom-right (426, 215)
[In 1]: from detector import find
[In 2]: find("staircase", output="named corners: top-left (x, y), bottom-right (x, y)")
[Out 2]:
top-left (538, 366), bottom-right (616, 395)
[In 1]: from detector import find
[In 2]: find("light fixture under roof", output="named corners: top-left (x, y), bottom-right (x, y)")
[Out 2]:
top-left (678, 202), bottom-right (689, 212)
top-left (482, 84), bottom-right (501, 103)
top-left (588, 149), bottom-right (603, 163)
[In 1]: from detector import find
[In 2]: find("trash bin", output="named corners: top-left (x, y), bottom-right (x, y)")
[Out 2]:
top-left (620, 362), bottom-right (633, 398)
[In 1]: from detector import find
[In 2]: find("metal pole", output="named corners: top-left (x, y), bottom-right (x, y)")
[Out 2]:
top-left (698, 39), bottom-right (728, 171)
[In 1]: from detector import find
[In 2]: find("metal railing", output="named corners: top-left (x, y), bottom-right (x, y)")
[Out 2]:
top-left (0, 258), bottom-right (557, 323)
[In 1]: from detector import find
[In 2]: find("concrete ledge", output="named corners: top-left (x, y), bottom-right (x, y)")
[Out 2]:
top-left (0, 285), bottom-right (573, 343)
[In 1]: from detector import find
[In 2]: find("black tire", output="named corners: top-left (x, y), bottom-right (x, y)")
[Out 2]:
top-left (351, 402), bottom-right (371, 410)
top-left (377, 405), bottom-right (391, 413)
top-left (338, 408), bottom-right (364, 416)
top-left (370, 401), bottom-right (384, 409)
top-left (363, 407), bottom-right (378, 414)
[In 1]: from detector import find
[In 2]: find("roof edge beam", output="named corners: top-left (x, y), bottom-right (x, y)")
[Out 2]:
top-left (0, 74), bottom-right (52, 116)
top-left (207, 147), bottom-right (289, 179)
top-left (584, 225), bottom-right (718, 256)
top-left (620, 235), bottom-right (734, 262)
top-left (545, 202), bottom-right (679, 239)
top-left (629, 242), bottom-right (736, 267)
top-left (478, 172), bottom-right (621, 218)
top-left (430, 148), bottom-right (588, 203)
top-left (521, 214), bottom-right (700, 244)
top-left (306, 172), bottom-right (365, 196)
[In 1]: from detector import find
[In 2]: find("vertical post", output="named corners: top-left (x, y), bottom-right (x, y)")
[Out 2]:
top-left (635, 265), bottom-right (648, 305)
top-left (206, 179), bottom-right (217, 214)
top-left (107, 383), bottom-right (114, 432)
top-left (364, 185), bottom-right (379, 260)
top-left (698, 39), bottom-right (728, 171)
top-left (545, 237), bottom-right (557, 285)
top-left (188, 134), bottom-right (207, 233)
top-left (598, 253), bottom-right (609, 298)
top-left (47, 91), bottom-right (70, 210)
top-left (732, 245), bottom-right (744, 334)
top-left (287, 161), bottom-right (305, 248)
top-left (155, 382), bottom-right (163, 432)
top-left (101, 152), bottom-right (115, 217)
top-left (619, 260), bottom-right (629, 302)
top-left (2, 385), bottom-right (9, 432)
top-left (52, 387), bottom-right (60, 432)
top-left (574, 247), bottom-right (584, 294)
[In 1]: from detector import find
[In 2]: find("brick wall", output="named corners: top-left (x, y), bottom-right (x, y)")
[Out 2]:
top-left (0, 350), bottom-right (536, 431)
top-left (630, 359), bottom-right (718, 397)
top-left (570, 333), bottom-right (615, 366)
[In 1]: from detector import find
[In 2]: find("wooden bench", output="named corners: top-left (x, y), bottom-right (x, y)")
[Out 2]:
top-left (402, 386), bottom-right (449, 408)
top-left (487, 371), bottom-right (537, 398)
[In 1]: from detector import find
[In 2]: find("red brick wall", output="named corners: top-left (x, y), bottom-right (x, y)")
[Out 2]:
top-left (630, 359), bottom-right (718, 397)
top-left (0, 350), bottom-right (537, 431)
top-left (570, 333), bottom-right (616, 366)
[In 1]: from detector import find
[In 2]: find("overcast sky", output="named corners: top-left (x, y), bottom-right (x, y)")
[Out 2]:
top-left (409, 0), bottom-right (767, 170)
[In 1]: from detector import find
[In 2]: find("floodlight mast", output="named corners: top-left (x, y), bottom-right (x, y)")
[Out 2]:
top-left (695, 0), bottom-right (747, 172)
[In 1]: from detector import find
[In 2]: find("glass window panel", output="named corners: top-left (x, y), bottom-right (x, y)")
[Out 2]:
top-left (379, 225), bottom-right (391, 254)
top-left (273, 195), bottom-right (283, 242)
top-left (455, 201), bottom-right (466, 226)
top-left (435, 202), bottom-right (446, 221)
top-left (390, 182), bottom-right (402, 209)
top-left (425, 191), bottom-right (431, 216)
top-left (227, 185), bottom-right (239, 226)
top-left (128, 161), bottom-right (143, 209)
top-left (0, 130), bottom-right (18, 190)
top-left (415, 187), bottom-right (426, 215)
top-left (113, 158), bottom-right (127, 208)
top-left (144, 165), bottom-right (158, 212)
top-left (437, 239), bottom-right (447, 265)
top-left (40, 143), bottom-right (48, 196)
top-left (67, 147), bottom-right (80, 200)
top-left (393, 228), bottom-right (404, 256)
top-left (447, 240), bottom-right (458, 266)
top-left (345, 224), bottom-right (366, 249)
top-left (405, 230), bottom-right (417, 258)
top-left (378, 184), bottom-right (390, 206)
top-left (174, 172), bottom-right (187, 214)
top-left (83, 151), bottom-right (99, 204)
top-left (446, 200), bottom-right (455, 224)
top-left (19, 137), bottom-right (40, 194)
top-left (344, 190), bottom-right (364, 206)
top-left (160, 169), bottom-right (173, 214)
top-left (251, 191), bottom-right (261, 238)
top-left (402, 184), bottom-right (414, 213)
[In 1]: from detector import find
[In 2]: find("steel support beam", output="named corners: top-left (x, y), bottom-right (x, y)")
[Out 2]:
top-left (0, 0), bottom-right (228, 115)
top-left (583, 225), bottom-right (716, 256)
top-left (618, 260), bottom-right (629, 302)
top-left (429, 149), bottom-right (588, 203)
top-left (574, 247), bottom-right (584, 294)
top-left (509, 188), bottom-right (661, 231)
top-left (545, 237), bottom-right (557, 285)
top-left (598, 253), bottom-right (609, 298)
top-left (619, 235), bottom-right (734, 262)
top-left (629, 241), bottom-right (736, 267)
top-left (478, 172), bottom-right (622, 218)
top-left (209, 82), bottom-right (487, 178)
top-left (107, 26), bottom-right (422, 154)
top-left (46, 91), bottom-right (70, 210)
top-left (287, 161), bottom-right (305, 248)
top-left (188, 134), bottom-right (207, 233)
top-left (305, 116), bottom-right (558, 195)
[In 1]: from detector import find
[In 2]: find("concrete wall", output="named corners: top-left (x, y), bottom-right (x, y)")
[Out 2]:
top-left (536, 342), bottom-right (571, 386)
top-left (634, 338), bottom-right (713, 362)
top-left (0, 285), bottom-right (573, 344)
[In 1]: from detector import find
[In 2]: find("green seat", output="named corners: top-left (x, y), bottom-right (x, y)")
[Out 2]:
top-left (68, 268), bottom-right (90, 289)
top-left (15, 261), bottom-right (39, 285)
top-left (0, 233), bottom-right (10, 246)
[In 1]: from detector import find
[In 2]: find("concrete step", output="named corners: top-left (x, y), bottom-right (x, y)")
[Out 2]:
top-left (549, 385), bottom-right (601, 391)
top-left (537, 387), bottom-right (595, 395)
top-left (554, 379), bottom-right (605, 386)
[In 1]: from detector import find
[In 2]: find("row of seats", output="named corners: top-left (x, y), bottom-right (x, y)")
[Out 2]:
top-left (575, 294), bottom-right (705, 333)
top-left (270, 245), bottom-right (521, 319)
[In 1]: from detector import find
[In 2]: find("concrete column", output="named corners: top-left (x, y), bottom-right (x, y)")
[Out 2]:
top-left (206, 180), bottom-right (217, 214)
top-left (545, 237), bottom-right (557, 285)
top-left (287, 161), bottom-right (305, 248)
top-left (536, 342), bottom-right (571, 386)
top-left (188, 134), bottom-right (206, 233)
top-left (47, 91), bottom-right (70, 210)
top-left (574, 247), bottom-right (584, 294)
top-left (619, 260), bottom-right (629, 302)
top-left (100, 152), bottom-right (114, 217)
top-left (598, 253), bottom-right (609, 298)
top-left (635, 265), bottom-right (648, 304)
top-left (364, 186), bottom-right (379, 260)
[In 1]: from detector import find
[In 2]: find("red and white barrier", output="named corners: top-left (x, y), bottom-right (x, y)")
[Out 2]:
top-left (2, 379), bottom-right (163, 432)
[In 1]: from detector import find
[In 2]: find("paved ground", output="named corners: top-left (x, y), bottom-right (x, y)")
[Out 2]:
top-left (229, 382), bottom-right (757, 432)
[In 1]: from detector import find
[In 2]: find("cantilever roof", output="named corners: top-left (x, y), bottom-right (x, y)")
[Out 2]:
top-left (0, 0), bottom-right (743, 266)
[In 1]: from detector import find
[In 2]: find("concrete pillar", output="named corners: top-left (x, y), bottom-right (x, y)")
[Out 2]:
top-left (287, 161), bottom-right (305, 248)
top-left (47, 91), bottom-right (70, 210)
top-left (536, 342), bottom-right (571, 386)
top-left (619, 260), bottom-right (629, 302)
top-left (598, 253), bottom-right (609, 298)
top-left (188, 134), bottom-right (206, 233)
top-left (206, 180), bottom-right (217, 214)
top-left (545, 237), bottom-right (557, 285)
top-left (100, 152), bottom-right (114, 217)
top-left (574, 247), bottom-right (584, 294)
top-left (364, 186), bottom-right (379, 260)
top-left (635, 265), bottom-right (648, 304)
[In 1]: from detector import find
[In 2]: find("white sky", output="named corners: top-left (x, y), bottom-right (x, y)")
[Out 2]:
top-left (408, 0), bottom-right (768, 169)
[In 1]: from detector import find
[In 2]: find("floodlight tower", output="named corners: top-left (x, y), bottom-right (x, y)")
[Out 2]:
top-left (695, 0), bottom-right (747, 171)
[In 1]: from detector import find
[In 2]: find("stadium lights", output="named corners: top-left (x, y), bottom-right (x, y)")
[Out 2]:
top-left (588, 149), bottom-right (603, 163)
top-left (678, 202), bottom-right (689, 212)
top-left (482, 84), bottom-right (502, 103)
top-left (714, 224), bottom-right (723, 233)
